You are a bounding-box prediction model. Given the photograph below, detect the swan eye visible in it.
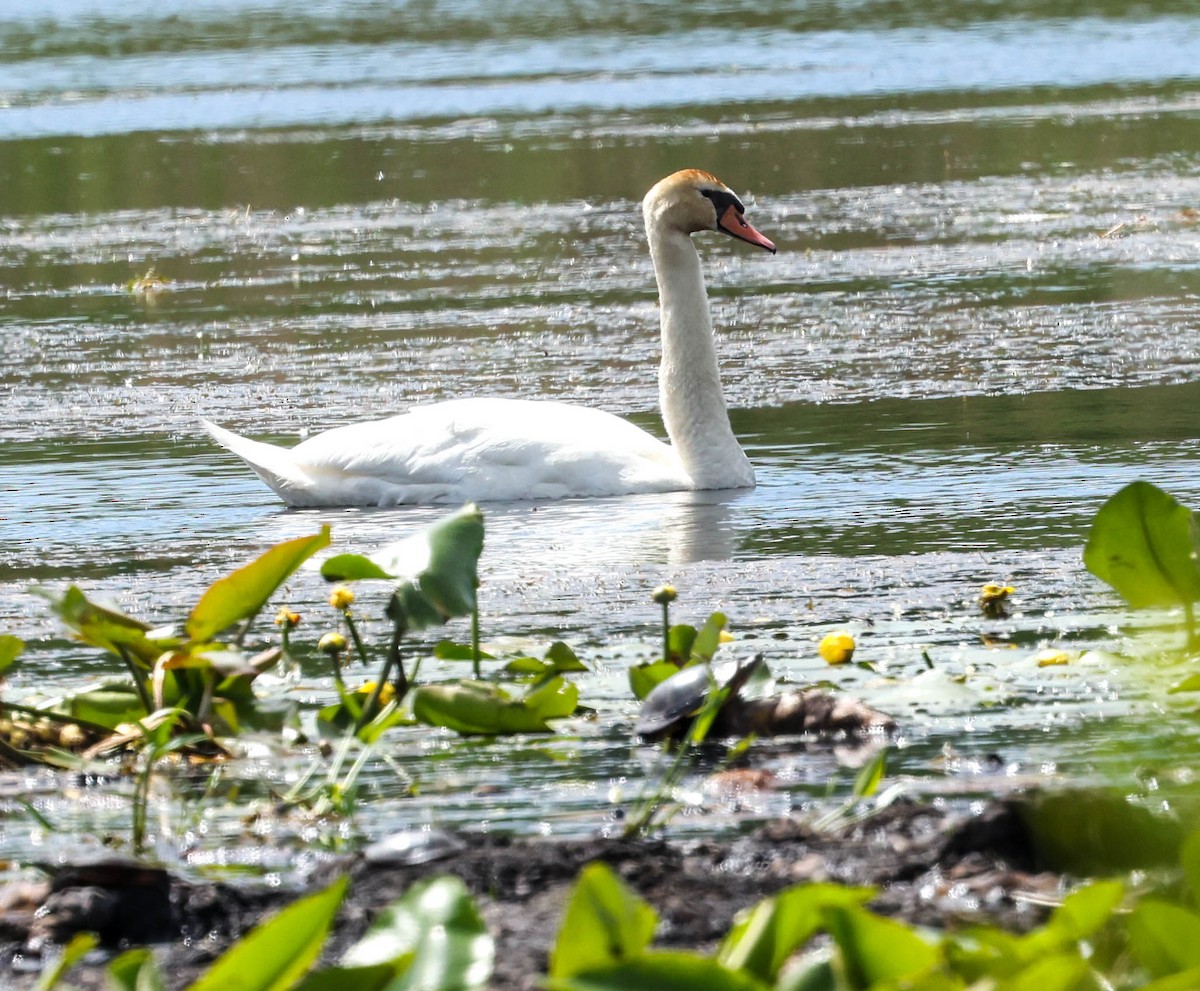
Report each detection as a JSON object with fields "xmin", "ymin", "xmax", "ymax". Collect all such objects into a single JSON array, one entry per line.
[{"xmin": 699, "ymin": 187, "xmax": 745, "ymax": 218}]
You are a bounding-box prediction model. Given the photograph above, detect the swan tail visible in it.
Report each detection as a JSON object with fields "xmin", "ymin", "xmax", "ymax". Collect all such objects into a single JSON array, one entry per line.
[{"xmin": 201, "ymin": 419, "xmax": 310, "ymax": 503}]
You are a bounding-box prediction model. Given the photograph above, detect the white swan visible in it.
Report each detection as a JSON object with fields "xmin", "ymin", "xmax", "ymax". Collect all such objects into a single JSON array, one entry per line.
[{"xmin": 202, "ymin": 169, "xmax": 776, "ymax": 507}]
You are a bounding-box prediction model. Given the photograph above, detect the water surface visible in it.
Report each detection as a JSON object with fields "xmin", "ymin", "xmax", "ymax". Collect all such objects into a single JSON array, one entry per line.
[{"xmin": 2, "ymin": 0, "xmax": 1199, "ymax": 874}]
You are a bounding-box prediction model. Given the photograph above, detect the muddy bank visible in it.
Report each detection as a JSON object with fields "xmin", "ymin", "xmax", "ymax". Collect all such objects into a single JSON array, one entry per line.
[{"xmin": 0, "ymin": 796, "xmax": 1093, "ymax": 990}]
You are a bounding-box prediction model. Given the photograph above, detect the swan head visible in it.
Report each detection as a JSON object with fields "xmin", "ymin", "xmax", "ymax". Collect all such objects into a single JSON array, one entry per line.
[{"xmin": 643, "ymin": 169, "xmax": 776, "ymax": 253}]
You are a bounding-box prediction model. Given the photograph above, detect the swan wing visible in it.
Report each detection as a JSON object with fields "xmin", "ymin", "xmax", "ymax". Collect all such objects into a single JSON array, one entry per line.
[{"xmin": 204, "ymin": 399, "xmax": 689, "ymax": 506}]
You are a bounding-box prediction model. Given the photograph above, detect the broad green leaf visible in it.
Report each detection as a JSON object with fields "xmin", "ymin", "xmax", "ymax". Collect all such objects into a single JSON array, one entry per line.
[
  {"xmin": 666, "ymin": 624, "xmax": 697, "ymax": 665},
  {"xmin": 66, "ymin": 685, "xmax": 150, "ymax": 728},
  {"xmin": 1037, "ymin": 879, "xmax": 1123, "ymax": 946},
  {"xmin": 689, "ymin": 612, "xmax": 728, "ymax": 663},
  {"xmin": 524, "ymin": 675, "xmax": 579, "ymax": 720},
  {"xmin": 774, "ymin": 948, "xmax": 838, "ymax": 991},
  {"xmin": 718, "ymin": 883, "xmax": 876, "ymax": 982},
  {"xmin": 628, "ymin": 661, "xmax": 679, "ymax": 701},
  {"xmin": 187, "ymin": 526, "xmax": 330, "ymax": 642},
  {"xmin": 434, "ymin": 640, "xmax": 496, "ymax": 662},
  {"xmin": 41, "ymin": 585, "xmax": 162, "ymax": 665},
  {"xmin": 1168, "ymin": 673, "xmax": 1200, "ymax": 693},
  {"xmin": 33, "ymin": 931, "xmax": 99, "ymax": 991},
  {"xmin": 822, "ymin": 904, "xmax": 938, "ymax": 987},
  {"xmin": 342, "ymin": 875, "xmax": 493, "ymax": 990},
  {"xmin": 390, "ymin": 583, "xmax": 450, "ymax": 632},
  {"xmin": 187, "ymin": 875, "xmax": 348, "ymax": 991},
  {"xmin": 998, "ymin": 953, "xmax": 1090, "ymax": 991},
  {"xmin": 293, "ymin": 963, "xmax": 401, "ymax": 991},
  {"xmin": 107, "ymin": 947, "xmax": 168, "ymax": 991},
  {"xmin": 411, "ymin": 681, "xmax": 553, "ymax": 734},
  {"xmin": 544, "ymin": 641, "xmax": 587, "ymax": 672},
  {"xmin": 0, "ymin": 634, "xmax": 23, "ymax": 674},
  {"xmin": 1140, "ymin": 965, "xmax": 1200, "ymax": 991},
  {"xmin": 549, "ymin": 862, "xmax": 658, "ymax": 980},
  {"xmin": 1128, "ymin": 900, "xmax": 1200, "ymax": 977},
  {"xmin": 320, "ymin": 553, "xmax": 394, "ymax": 581},
  {"xmin": 1181, "ymin": 831, "xmax": 1200, "ymax": 905},
  {"xmin": 505, "ymin": 656, "xmax": 551, "ymax": 676},
  {"xmin": 546, "ymin": 951, "xmax": 771, "ymax": 991},
  {"xmin": 1083, "ymin": 481, "xmax": 1200, "ymax": 609},
  {"xmin": 355, "ymin": 505, "xmax": 485, "ymax": 621}
]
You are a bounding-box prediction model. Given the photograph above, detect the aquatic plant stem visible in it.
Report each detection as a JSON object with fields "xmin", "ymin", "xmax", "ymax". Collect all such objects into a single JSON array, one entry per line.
[
  {"xmin": 471, "ymin": 609, "xmax": 481, "ymax": 680},
  {"xmin": 356, "ymin": 605, "xmax": 408, "ymax": 733},
  {"xmin": 342, "ymin": 610, "xmax": 369, "ymax": 667},
  {"xmin": 117, "ymin": 645, "xmax": 154, "ymax": 716}
]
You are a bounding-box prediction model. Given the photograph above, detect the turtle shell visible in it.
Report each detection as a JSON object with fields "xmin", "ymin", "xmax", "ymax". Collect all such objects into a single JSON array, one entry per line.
[{"xmin": 635, "ymin": 654, "xmax": 763, "ymax": 739}]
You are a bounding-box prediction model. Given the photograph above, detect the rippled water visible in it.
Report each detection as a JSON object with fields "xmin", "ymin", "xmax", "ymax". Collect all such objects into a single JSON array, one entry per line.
[{"xmin": 2, "ymin": 0, "xmax": 1199, "ymax": 874}]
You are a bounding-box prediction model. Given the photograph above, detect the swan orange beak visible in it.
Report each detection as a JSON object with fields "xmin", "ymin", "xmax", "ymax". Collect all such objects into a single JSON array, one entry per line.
[{"xmin": 717, "ymin": 204, "xmax": 777, "ymax": 254}]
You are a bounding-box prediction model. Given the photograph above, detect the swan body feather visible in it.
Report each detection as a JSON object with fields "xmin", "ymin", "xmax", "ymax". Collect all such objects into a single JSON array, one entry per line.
[{"xmin": 204, "ymin": 169, "xmax": 775, "ymax": 507}]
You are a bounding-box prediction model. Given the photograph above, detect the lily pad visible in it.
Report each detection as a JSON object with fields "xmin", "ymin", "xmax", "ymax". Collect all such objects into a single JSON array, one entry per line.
[{"xmin": 1084, "ymin": 481, "xmax": 1200, "ymax": 611}]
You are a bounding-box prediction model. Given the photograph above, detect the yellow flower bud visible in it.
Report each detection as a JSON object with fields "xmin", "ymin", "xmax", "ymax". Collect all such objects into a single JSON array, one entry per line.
[
  {"xmin": 651, "ymin": 584, "xmax": 677, "ymax": 605},
  {"xmin": 274, "ymin": 607, "xmax": 301, "ymax": 628},
  {"xmin": 318, "ymin": 632, "xmax": 347, "ymax": 655},
  {"xmin": 980, "ymin": 582, "xmax": 1015, "ymax": 618},
  {"xmin": 818, "ymin": 630, "xmax": 856, "ymax": 665},
  {"xmin": 328, "ymin": 586, "xmax": 355, "ymax": 610}
]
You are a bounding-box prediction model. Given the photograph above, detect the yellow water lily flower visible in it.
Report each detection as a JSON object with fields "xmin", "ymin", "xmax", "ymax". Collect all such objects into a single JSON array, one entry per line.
[
  {"xmin": 328, "ymin": 586, "xmax": 355, "ymax": 610},
  {"xmin": 980, "ymin": 582, "xmax": 1015, "ymax": 618},
  {"xmin": 819, "ymin": 630, "xmax": 856, "ymax": 665},
  {"xmin": 356, "ymin": 681, "xmax": 396, "ymax": 705}
]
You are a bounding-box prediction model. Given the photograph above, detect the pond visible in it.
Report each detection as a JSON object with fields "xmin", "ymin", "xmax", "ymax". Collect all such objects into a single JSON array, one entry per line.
[{"xmin": 2, "ymin": 0, "xmax": 1199, "ymax": 880}]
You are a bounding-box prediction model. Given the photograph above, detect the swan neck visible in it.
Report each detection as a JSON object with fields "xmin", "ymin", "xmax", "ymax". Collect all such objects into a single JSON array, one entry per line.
[{"xmin": 647, "ymin": 225, "xmax": 754, "ymax": 489}]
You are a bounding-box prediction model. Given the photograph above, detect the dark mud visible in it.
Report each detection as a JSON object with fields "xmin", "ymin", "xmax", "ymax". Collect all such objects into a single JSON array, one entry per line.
[{"xmin": 0, "ymin": 797, "xmax": 1076, "ymax": 990}]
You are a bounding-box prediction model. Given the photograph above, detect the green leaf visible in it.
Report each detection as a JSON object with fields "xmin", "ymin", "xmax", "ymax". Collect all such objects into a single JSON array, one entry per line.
[
  {"xmin": 66, "ymin": 685, "xmax": 152, "ymax": 729},
  {"xmin": 33, "ymin": 931, "xmax": 99, "ymax": 991},
  {"xmin": 0, "ymin": 634, "xmax": 23, "ymax": 674},
  {"xmin": 549, "ymin": 862, "xmax": 658, "ymax": 980},
  {"xmin": 546, "ymin": 951, "xmax": 772, "ymax": 991},
  {"xmin": 851, "ymin": 748, "xmax": 887, "ymax": 799},
  {"xmin": 997, "ymin": 953, "xmax": 1091, "ymax": 991},
  {"xmin": 1128, "ymin": 900, "xmax": 1200, "ymax": 977},
  {"xmin": 292, "ymin": 963, "xmax": 400, "ymax": 991},
  {"xmin": 186, "ymin": 875, "xmax": 348, "ymax": 991},
  {"xmin": 1140, "ymin": 966, "xmax": 1200, "ymax": 991},
  {"xmin": 1168, "ymin": 673, "xmax": 1200, "ymax": 693},
  {"xmin": 666, "ymin": 624, "xmax": 697, "ymax": 665},
  {"xmin": 1084, "ymin": 481, "xmax": 1200, "ymax": 609},
  {"xmin": 40, "ymin": 585, "xmax": 162, "ymax": 666},
  {"xmin": 107, "ymin": 947, "xmax": 169, "ymax": 991},
  {"xmin": 434, "ymin": 640, "xmax": 496, "ymax": 662},
  {"xmin": 628, "ymin": 661, "xmax": 679, "ymax": 701},
  {"xmin": 343, "ymin": 505, "xmax": 485, "ymax": 626},
  {"xmin": 1181, "ymin": 831, "xmax": 1200, "ymax": 905},
  {"xmin": 187, "ymin": 526, "xmax": 330, "ymax": 642},
  {"xmin": 342, "ymin": 875, "xmax": 493, "ymax": 990},
  {"xmin": 411, "ymin": 681, "xmax": 554, "ymax": 735},
  {"xmin": 689, "ymin": 612, "xmax": 728, "ymax": 663},
  {"xmin": 1038, "ymin": 879, "xmax": 1124, "ymax": 945},
  {"xmin": 544, "ymin": 641, "xmax": 587, "ymax": 672},
  {"xmin": 822, "ymin": 904, "xmax": 938, "ymax": 987},
  {"xmin": 524, "ymin": 676, "xmax": 579, "ymax": 720},
  {"xmin": 718, "ymin": 883, "xmax": 876, "ymax": 982},
  {"xmin": 320, "ymin": 553, "xmax": 395, "ymax": 581}
]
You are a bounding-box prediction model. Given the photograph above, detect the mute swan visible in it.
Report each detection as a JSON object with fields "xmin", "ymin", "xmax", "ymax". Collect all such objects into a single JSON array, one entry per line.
[{"xmin": 202, "ymin": 169, "xmax": 776, "ymax": 507}]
